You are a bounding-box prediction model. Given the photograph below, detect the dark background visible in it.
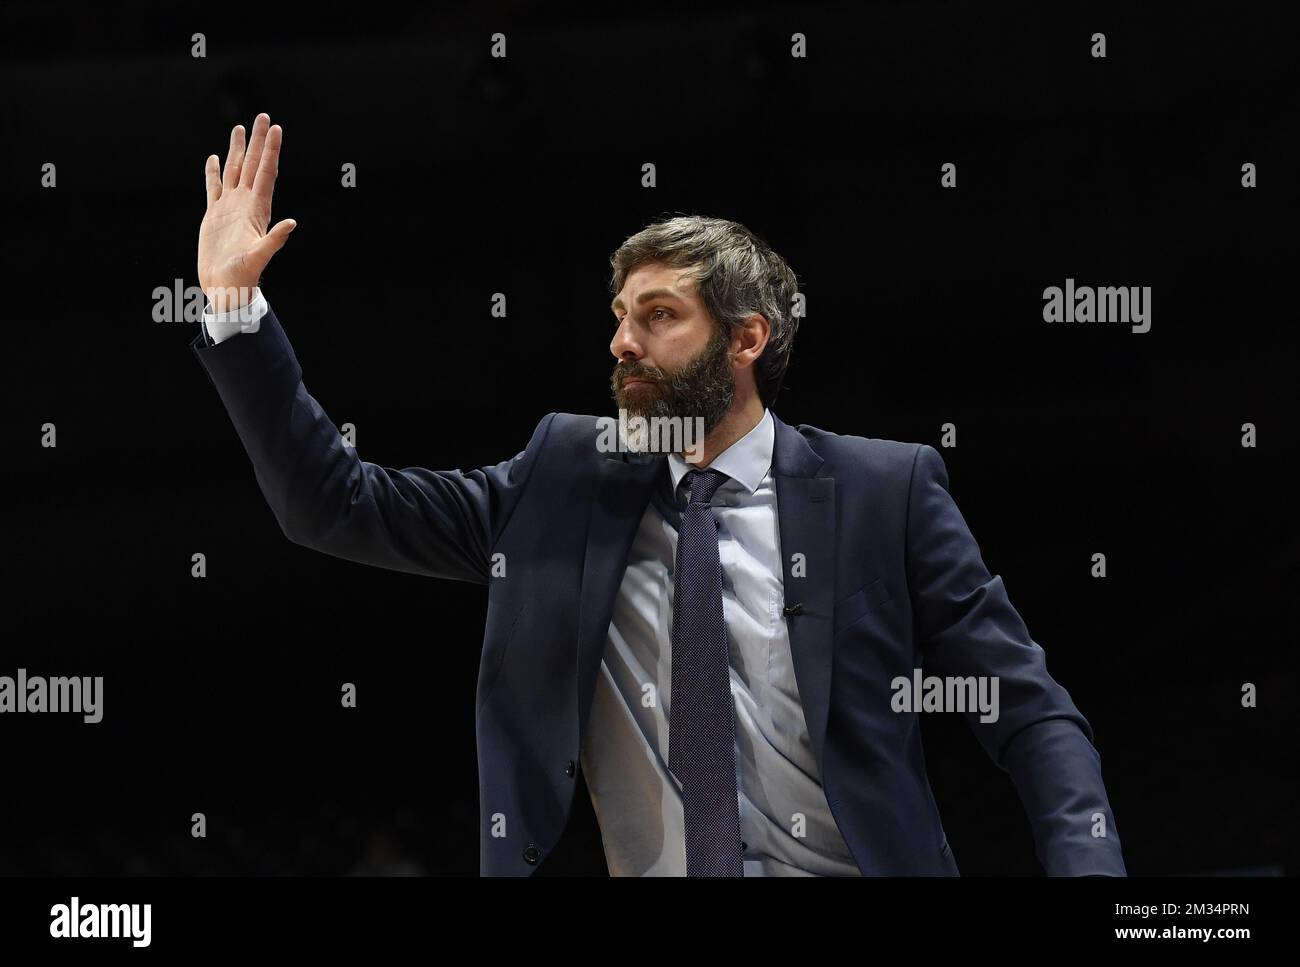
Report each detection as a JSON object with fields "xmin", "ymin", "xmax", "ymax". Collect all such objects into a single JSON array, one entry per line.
[{"xmin": 1, "ymin": 1, "xmax": 1295, "ymax": 876}]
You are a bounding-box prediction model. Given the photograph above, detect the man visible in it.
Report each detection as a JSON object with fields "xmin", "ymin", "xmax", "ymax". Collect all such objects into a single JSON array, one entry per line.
[{"xmin": 192, "ymin": 113, "xmax": 1126, "ymax": 876}]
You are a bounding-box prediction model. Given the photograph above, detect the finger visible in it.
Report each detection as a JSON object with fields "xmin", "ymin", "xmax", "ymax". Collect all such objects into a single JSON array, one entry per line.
[
  {"xmin": 222, "ymin": 124, "xmax": 245, "ymax": 191},
  {"xmin": 240, "ymin": 113, "xmax": 271, "ymax": 190},
  {"xmin": 253, "ymin": 124, "xmax": 282, "ymax": 208},
  {"xmin": 204, "ymin": 154, "xmax": 222, "ymax": 207}
]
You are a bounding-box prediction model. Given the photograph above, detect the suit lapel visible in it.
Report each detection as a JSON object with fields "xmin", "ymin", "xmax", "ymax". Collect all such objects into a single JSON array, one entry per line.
[
  {"xmin": 770, "ymin": 412, "xmax": 836, "ymax": 775},
  {"xmin": 575, "ymin": 449, "xmax": 662, "ymax": 736}
]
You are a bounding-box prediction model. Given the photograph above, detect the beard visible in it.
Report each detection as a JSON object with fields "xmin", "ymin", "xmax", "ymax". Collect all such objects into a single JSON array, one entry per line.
[{"xmin": 609, "ymin": 325, "xmax": 735, "ymax": 456}]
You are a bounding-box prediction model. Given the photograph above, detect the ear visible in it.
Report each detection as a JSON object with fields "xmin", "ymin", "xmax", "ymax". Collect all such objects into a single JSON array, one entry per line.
[{"xmin": 731, "ymin": 312, "xmax": 770, "ymax": 367}]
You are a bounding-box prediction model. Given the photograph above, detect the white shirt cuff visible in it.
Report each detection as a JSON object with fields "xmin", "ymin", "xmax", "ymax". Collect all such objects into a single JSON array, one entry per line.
[{"xmin": 203, "ymin": 287, "xmax": 268, "ymax": 344}]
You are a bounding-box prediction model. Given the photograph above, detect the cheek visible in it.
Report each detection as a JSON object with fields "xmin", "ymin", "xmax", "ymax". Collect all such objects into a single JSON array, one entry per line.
[{"xmin": 658, "ymin": 330, "xmax": 706, "ymax": 367}]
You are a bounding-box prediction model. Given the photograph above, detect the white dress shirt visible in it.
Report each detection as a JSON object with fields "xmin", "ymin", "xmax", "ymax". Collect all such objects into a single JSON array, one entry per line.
[{"xmin": 580, "ymin": 408, "xmax": 860, "ymax": 875}]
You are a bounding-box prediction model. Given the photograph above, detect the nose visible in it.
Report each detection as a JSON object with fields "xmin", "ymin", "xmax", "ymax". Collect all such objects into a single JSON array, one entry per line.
[{"xmin": 610, "ymin": 314, "xmax": 642, "ymax": 361}]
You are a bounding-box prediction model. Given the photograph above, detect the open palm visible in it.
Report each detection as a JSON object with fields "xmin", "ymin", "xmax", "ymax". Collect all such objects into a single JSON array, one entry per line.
[{"xmin": 198, "ymin": 113, "xmax": 295, "ymax": 311}]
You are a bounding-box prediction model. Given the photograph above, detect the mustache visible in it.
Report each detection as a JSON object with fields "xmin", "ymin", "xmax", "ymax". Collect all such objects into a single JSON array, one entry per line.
[{"xmin": 613, "ymin": 364, "xmax": 665, "ymax": 386}]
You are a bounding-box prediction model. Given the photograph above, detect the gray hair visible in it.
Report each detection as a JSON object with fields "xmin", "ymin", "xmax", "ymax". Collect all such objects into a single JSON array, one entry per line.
[{"xmin": 609, "ymin": 214, "xmax": 800, "ymax": 408}]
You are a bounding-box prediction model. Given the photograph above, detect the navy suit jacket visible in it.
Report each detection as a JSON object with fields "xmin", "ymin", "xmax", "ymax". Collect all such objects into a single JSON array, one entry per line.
[{"xmin": 191, "ymin": 305, "xmax": 1126, "ymax": 877}]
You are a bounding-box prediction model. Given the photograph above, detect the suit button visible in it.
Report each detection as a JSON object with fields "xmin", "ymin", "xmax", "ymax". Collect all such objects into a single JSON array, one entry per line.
[
  {"xmin": 522, "ymin": 844, "xmax": 542, "ymax": 865},
  {"xmin": 564, "ymin": 760, "xmax": 575, "ymax": 777}
]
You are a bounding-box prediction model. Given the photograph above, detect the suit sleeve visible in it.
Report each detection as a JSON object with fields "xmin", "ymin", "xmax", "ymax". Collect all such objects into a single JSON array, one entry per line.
[
  {"xmin": 190, "ymin": 302, "xmax": 555, "ymax": 585},
  {"xmin": 904, "ymin": 443, "xmax": 1126, "ymax": 875}
]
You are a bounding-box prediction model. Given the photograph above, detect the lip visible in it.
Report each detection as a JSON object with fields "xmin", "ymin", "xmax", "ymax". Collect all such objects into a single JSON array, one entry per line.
[{"xmin": 622, "ymin": 378, "xmax": 655, "ymax": 387}]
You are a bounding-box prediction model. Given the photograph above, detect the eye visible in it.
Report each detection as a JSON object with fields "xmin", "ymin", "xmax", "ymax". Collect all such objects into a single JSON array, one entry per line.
[{"xmin": 651, "ymin": 307, "xmax": 672, "ymax": 320}]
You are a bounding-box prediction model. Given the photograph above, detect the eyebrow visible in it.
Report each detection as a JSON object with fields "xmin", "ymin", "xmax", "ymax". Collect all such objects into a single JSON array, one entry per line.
[{"xmin": 610, "ymin": 288, "xmax": 684, "ymax": 312}]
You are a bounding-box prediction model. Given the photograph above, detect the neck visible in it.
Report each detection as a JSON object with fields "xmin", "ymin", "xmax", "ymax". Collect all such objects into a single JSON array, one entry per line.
[{"xmin": 686, "ymin": 392, "xmax": 765, "ymax": 467}]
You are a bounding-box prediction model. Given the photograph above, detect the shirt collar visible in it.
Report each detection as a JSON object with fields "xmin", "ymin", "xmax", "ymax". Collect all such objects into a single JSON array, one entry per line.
[{"xmin": 667, "ymin": 408, "xmax": 774, "ymax": 497}]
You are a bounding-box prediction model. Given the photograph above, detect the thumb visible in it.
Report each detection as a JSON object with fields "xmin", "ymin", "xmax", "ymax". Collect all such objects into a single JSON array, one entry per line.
[{"xmin": 251, "ymin": 218, "xmax": 297, "ymax": 264}]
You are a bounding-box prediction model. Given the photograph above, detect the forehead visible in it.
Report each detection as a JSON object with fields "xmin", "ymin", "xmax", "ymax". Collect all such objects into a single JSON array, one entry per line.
[{"xmin": 612, "ymin": 262, "xmax": 699, "ymax": 309}]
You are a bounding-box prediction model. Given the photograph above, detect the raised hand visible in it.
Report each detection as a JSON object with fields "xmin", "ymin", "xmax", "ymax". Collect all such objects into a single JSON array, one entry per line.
[{"xmin": 198, "ymin": 113, "xmax": 296, "ymax": 312}]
